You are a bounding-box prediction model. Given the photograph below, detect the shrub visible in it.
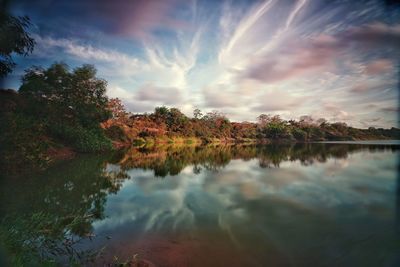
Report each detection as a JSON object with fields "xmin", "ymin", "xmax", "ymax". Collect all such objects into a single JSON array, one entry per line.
[
  {"xmin": 0, "ymin": 112, "xmax": 49, "ymax": 172},
  {"xmin": 49, "ymin": 123, "xmax": 112, "ymax": 152},
  {"xmin": 261, "ymin": 123, "xmax": 290, "ymax": 139},
  {"xmin": 291, "ymin": 128, "xmax": 307, "ymax": 141},
  {"xmin": 105, "ymin": 125, "xmax": 127, "ymax": 142}
]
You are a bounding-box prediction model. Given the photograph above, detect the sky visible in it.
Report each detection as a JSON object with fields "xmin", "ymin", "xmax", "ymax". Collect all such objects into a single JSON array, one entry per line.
[{"xmin": 5, "ymin": 0, "xmax": 400, "ymax": 128}]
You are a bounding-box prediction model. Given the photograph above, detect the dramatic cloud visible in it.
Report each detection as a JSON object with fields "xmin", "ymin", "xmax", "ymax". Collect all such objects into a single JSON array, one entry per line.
[
  {"xmin": 244, "ymin": 23, "xmax": 400, "ymax": 84},
  {"xmin": 244, "ymin": 38, "xmax": 337, "ymax": 83},
  {"xmin": 89, "ymin": 0, "xmax": 186, "ymax": 38},
  {"xmin": 11, "ymin": 0, "xmax": 186, "ymax": 39},
  {"xmin": 6, "ymin": 0, "xmax": 400, "ymax": 128}
]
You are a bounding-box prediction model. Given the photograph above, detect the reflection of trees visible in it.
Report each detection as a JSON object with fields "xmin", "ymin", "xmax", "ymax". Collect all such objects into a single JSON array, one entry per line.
[
  {"xmin": 118, "ymin": 145, "xmax": 261, "ymax": 177},
  {"xmin": 0, "ymin": 143, "xmax": 397, "ymax": 264},
  {"xmin": 117, "ymin": 143, "xmax": 400, "ymax": 175},
  {"xmin": 119, "ymin": 145, "xmax": 238, "ymax": 177},
  {"xmin": 257, "ymin": 143, "xmax": 400, "ymax": 168},
  {"xmin": 0, "ymin": 153, "xmax": 127, "ymax": 265}
]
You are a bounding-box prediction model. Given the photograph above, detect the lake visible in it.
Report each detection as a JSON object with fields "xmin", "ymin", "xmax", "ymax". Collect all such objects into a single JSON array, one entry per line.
[{"xmin": 1, "ymin": 142, "xmax": 399, "ymax": 266}]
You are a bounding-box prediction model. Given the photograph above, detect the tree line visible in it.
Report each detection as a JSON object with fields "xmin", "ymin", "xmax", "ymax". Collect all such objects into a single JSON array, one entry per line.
[{"xmin": 105, "ymin": 103, "xmax": 400, "ymax": 144}]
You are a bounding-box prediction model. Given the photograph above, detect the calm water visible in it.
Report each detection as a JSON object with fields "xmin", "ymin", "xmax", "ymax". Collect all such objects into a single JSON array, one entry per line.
[{"xmin": 1, "ymin": 142, "xmax": 399, "ymax": 266}]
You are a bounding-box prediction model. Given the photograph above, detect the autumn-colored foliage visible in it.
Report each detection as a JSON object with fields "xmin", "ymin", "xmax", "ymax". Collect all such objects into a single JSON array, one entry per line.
[{"xmin": 103, "ymin": 106, "xmax": 400, "ymax": 145}]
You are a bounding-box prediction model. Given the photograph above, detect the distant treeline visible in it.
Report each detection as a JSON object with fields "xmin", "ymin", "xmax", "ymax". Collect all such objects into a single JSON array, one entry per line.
[
  {"xmin": 1, "ymin": 63, "xmax": 399, "ymax": 173},
  {"xmin": 105, "ymin": 103, "xmax": 400, "ymax": 146}
]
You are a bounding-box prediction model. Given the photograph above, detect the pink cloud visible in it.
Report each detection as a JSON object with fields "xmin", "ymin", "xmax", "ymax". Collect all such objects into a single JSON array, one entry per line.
[
  {"xmin": 81, "ymin": 0, "xmax": 188, "ymax": 39},
  {"xmin": 363, "ymin": 59, "xmax": 394, "ymax": 75},
  {"xmin": 341, "ymin": 22, "xmax": 400, "ymax": 50},
  {"xmin": 245, "ymin": 42, "xmax": 338, "ymax": 83},
  {"xmin": 350, "ymin": 81, "xmax": 396, "ymax": 93},
  {"xmin": 110, "ymin": 0, "xmax": 187, "ymax": 38},
  {"xmin": 350, "ymin": 83, "xmax": 369, "ymax": 93},
  {"xmin": 244, "ymin": 23, "xmax": 400, "ymax": 84}
]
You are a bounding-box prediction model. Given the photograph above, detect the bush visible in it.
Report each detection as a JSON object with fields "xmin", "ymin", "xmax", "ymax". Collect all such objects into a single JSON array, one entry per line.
[
  {"xmin": 49, "ymin": 123, "xmax": 112, "ymax": 152},
  {"xmin": 0, "ymin": 112, "xmax": 49, "ymax": 172},
  {"xmin": 309, "ymin": 127, "xmax": 325, "ymax": 140},
  {"xmin": 261, "ymin": 123, "xmax": 290, "ymax": 139},
  {"xmin": 104, "ymin": 125, "xmax": 127, "ymax": 142},
  {"xmin": 291, "ymin": 128, "xmax": 307, "ymax": 141}
]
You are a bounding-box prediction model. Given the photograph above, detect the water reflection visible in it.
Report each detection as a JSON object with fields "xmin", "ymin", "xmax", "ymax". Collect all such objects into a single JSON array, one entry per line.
[
  {"xmin": 0, "ymin": 153, "xmax": 125, "ymax": 265},
  {"xmin": 117, "ymin": 143, "xmax": 399, "ymax": 175},
  {"xmin": 98, "ymin": 143, "xmax": 399, "ymax": 266},
  {"xmin": 0, "ymin": 143, "xmax": 399, "ymax": 266}
]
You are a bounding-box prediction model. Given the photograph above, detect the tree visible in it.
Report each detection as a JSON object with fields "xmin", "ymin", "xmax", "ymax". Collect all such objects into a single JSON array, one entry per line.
[
  {"xmin": 299, "ymin": 115, "xmax": 314, "ymax": 125},
  {"xmin": 154, "ymin": 106, "xmax": 169, "ymax": 118},
  {"xmin": 261, "ymin": 123, "xmax": 289, "ymax": 139},
  {"xmin": 0, "ymin": 12, "xmax": 35, "ymax": 77},
  {"xmin": 17, "ymin": 63, "xmax": 112, "ymax": 152},
  {"xmin": 291, "ymin": 127, "xmax": 307, "ymax": 141},
  {"xmin": 257, "ymin": 114, "xmax": 283, "ymax": 126},
  {"xmin": 316, "ymin": 118, "xmax": 327, "ymax": 126},
  {"xmin": 69, "ymin": 64, "xmax": 110, "ymax": 125},
  {"xmin": 107, "ymin": 98, "xmax": 128, "ymax": 123},
  {"xmin": 257, "ymin": 114, "xmax": 289, "ymax": 139},
  {"xmin": 257, "ymin": 114, "xmax": 271, "ymax": 126},
  {"xmin": 20, "ymin": 63, "xmax": 110, "ymax": 126},
  {"xmin": 193, "ymin": 108, "xmax": 203, "ymax": 119},
  {"xmin": 167, "ymin": 108, "xmax": 188, "ymax": 127},
  {"xmin": 203, "ymin": 110, "xmax": 226, "ymax": 121}
]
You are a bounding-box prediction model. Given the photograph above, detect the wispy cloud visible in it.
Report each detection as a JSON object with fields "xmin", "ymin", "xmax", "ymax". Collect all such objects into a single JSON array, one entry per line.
[{"xmin": 9, "ymin": 0, "xmax": 400, "ymax": 128}]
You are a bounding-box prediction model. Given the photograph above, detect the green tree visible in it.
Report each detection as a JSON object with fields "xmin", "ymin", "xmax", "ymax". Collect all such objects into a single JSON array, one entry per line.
[
  {"xmin": 20, "ymin": 63, "xmax": 111, "ymax": 126},
  {"xmin": 262, "ymin": 122, "xmax": 289, "ymax": 139},
  {"xmin": 154, "ymin": 106, "xmax": 169, "ymax": 118},
  {"xmin": 193, "ymin": 108, "xmax": 203, "ymax": 119},
  {"xmin": 16, "ymin": 63, "xmax": 112, "ymax": 153},
  {"xmin": 0, "ymin": 11, "xmax": 35, "ymax": 77},
  {"xmin": 291, "ymin": 127, "xmax": 307, "ymax": 141},
  {"xmin": 256, "ymin": 114, "xmax": 290, "ymax": 139}
]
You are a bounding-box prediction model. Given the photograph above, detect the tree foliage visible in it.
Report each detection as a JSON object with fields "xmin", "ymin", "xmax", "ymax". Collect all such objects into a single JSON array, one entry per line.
[
  {"xmin": 20, "ymin": 63, "xmax": 110, "ymax": 126},
  {"xmin": 111, "ymin": 108, "xmax": 400, "ymax": 144},
  {"xmin": 0, "ymin": 63, "xmax": 113, "ymax": 172},
  {"xmin": 0, "ymin": 12, "xmax": 35, "ymax": 77},
  {"xmin": 107, "ymin": 98, "xmax": 129, "ymax": 123}
]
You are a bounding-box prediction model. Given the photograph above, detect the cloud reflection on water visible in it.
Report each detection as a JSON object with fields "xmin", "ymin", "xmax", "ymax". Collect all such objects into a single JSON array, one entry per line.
[{"xmin": 89, "ymin": 143, "xmax": 399, "ymax": 266}]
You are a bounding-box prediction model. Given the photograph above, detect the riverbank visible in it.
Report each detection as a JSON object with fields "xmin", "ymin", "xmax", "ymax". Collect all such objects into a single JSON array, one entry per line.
[
  {"xmin": 112, "ymin": 135, "xmax": 397, "ymax": 149},
  {"xmin": 2, "ymin": 86, "xmax": 399, "ymax": 175}
]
